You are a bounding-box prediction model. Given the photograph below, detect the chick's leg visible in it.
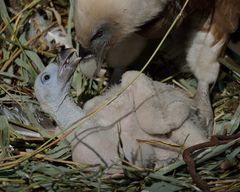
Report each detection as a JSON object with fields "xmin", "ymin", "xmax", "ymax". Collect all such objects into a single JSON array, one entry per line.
[{"xmin": 186, "ymin": 28, "xmax": 225, "ymax": 137}]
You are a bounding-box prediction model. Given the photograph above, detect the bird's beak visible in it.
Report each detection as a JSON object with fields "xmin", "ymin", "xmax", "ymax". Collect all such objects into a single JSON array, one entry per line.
[
  {"xmin": 94, "ymin": 43, "xmax": 108, "ymax": 76},
  {"xmin": 57, "ymin": 48, "xmax": 81, "ymax": 83},
  {"xmin": 79, "ymin": 43, "xmax": 108, "ymax": 78}
]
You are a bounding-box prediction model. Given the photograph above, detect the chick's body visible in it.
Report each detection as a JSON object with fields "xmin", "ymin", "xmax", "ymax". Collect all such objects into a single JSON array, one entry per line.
[{"xmin": 35, "ymin": 51, "xmax": 208, "ymax": 168}]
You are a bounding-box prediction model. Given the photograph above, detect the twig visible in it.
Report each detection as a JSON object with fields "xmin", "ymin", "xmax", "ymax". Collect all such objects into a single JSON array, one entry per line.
[{"xmin": 183, "ymin": 133, "xmax": 240, "ymax": 192}]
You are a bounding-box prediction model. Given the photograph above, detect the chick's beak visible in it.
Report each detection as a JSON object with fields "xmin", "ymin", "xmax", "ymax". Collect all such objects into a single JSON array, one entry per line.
[
  {"xmin": 57, "ymin": 48, "xmax": 81, "ymax": 83},
  {"xmin": 57, "ymin": 48, "xmax": 76, "ymax": 66}
]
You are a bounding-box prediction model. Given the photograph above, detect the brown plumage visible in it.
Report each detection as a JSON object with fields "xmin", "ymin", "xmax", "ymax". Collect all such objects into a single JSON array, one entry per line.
[
  {"xmin": 74, "ymin": 0, "xmax": 240, "ymax": 135},
  {"xmin": 211, "ymin": 0, "xmax": 240, "ymax": 43},
  {"xmin": 137, "ymin": 0, "xmax": 214, "ymax": 39}
]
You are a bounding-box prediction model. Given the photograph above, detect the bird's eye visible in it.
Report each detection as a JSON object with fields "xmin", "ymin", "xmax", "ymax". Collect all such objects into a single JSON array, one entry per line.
[
  {"xmin": 91, "ymin": 29, "xmax": 103, "ymax": 42},
  {"xmin": 44, "ymin": 74, "xmax": 50, "ymax": 81},
  {"xmin": 41, "ymin": 73, "xmax": 51, "ymax": 84}
]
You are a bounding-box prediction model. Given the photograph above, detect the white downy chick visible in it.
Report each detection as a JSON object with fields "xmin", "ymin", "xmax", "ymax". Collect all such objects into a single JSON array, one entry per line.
[{"xmin": 35, "ymin": 49, "xmax": 208, "ymax": 169}]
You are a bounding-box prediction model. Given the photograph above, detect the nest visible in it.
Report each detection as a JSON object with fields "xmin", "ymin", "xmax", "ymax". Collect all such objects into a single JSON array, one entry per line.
[{"xmin": 0, "ymin": 0, "xmax": 240, "ymax": 191}]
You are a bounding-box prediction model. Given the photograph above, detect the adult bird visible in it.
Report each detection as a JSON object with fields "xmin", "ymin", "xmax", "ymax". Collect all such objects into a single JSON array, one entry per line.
[{"xmin": 74, "ymin": 0, "xmax": 240, "ymax": 136}]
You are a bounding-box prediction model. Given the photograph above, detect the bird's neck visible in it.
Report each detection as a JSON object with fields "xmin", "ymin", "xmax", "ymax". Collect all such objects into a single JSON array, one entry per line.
[{"xmin": 53, "ymin": 95, "xmax": 85, "ymax": 129}]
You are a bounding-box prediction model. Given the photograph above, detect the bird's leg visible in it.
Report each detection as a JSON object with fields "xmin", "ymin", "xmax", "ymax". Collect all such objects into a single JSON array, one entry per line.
[
  {"xmin": 194, "ymin": 81, "xmax": 213, "ymax": 137},
  {"xmin": 186, "ymin": 27, "xmax": 225, "ymax": 137}
]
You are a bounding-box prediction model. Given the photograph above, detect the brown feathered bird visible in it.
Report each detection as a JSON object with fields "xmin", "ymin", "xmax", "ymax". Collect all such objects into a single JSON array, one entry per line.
[{"xmin": 74, "ymin": 0, "xmax": 240, "ymax": 136}]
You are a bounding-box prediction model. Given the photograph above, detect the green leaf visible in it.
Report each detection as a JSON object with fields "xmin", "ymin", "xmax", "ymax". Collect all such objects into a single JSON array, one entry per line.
[
  {"xmin": 46, "ymin": 141, "xmax": 71, "ymax": 160},
  {"xmin": 145, "ymin": 182, "xmax": 183, "ymax": 192},
  {"xmin": 0, "ymin": 115, "xmax": 10, "ymax": 158},
  {"xmin": 19, "ymin": 33, "xmax": 45, "ymax": 72},
  {"xmin": 0, "ymin": 0, "xmax": 11, "ymax": 27},
  {"xmin": 227, "ymin": 103, "xmax": 240, "ymax": 134}
]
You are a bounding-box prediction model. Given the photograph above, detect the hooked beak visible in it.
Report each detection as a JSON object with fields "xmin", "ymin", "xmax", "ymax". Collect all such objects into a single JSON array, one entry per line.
[
  {"xmin": 94, "ymin": 43, "xmax": 108, "ymax": 76},
  {"xmin": 80, "ymin": 24, "xmax": 112, "ymax": 77},
  {"xmin": 79, "ymin": 44, "xmax": 107, "ymax": 78},
  {"xmin": 57, "ymin": 48, "xmax": 81, "ymax": 83}
]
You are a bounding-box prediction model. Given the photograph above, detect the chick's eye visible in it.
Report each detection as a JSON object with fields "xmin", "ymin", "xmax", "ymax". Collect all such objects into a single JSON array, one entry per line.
[
  {"xmin": 41, "ymin": 73, "xmax": 51, "ymax": 84},
  {"xmin": 44, "ymin": 74, "xmax": 50, "ymax": 81}
]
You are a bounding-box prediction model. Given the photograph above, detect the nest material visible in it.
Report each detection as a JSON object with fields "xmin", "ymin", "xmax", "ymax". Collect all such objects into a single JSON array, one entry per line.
[{"xmin": 0, "ymin": 0, "xmax": 240, "ymax": 191}]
